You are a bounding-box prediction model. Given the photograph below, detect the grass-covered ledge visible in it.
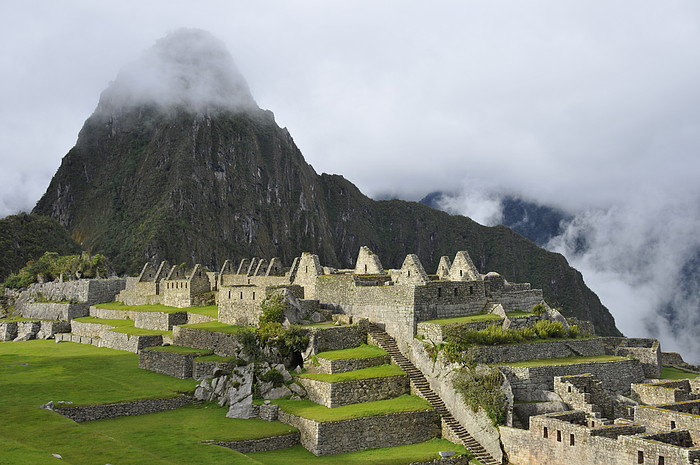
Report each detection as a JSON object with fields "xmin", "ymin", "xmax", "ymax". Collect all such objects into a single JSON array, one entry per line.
[
  {"xmin": 314, "ymin": 344, "xmax": 388, "ymax": 361},
  {"xmin": 271, "ymin": 394, "xmax": 432, "ymax": 422},
  {"xmin": 298, "ymin": 364, "xmax": 404, "ymax": 383}
]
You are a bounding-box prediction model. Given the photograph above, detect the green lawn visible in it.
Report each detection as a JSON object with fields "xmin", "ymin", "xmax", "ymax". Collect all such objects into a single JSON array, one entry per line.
[
  {"xmin": 661, "ymin": 366, "xmax": 700, "ymax": 380},
  {"xmin": 72, "ymin": 316, "xmax": 133, "ymax": 327},
  {"xmin": 93, "ymin": 302, "xmax": 218, "ymax": 317},
  {"xmin": 503, "ymin": 355, "xmax": 629, "ymax": 367},
  {"xmin": 505, "ymin": 311, "xmax": 534, "ymax": 318},
  {"xmin": 248, "ymin": 439, "xmax": 466, "ymax": 465},
  {"xmin": 271, "ymin": 395, "xmax": 432, "ymax": 422},
  {"xmin": 299, "ymin": 364, "xmax": 404, "ymax": 383},
  {"xmin": 179, "ymin": 321, "xmax": 248, "ymax": 334},
  {"xmin": 423, "ymin": 313, "xmax": 502, "ymax": 325},
  {"xmin": 315, "ymin": 344, "xmax": 387, "ymax": 361},
  {"xmin": 0, "ymin": 340, "xmax": 461, "ymax": 465}
]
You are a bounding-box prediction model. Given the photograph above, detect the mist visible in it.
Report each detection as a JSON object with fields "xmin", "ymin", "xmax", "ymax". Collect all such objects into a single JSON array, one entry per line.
[
  {"xmin": 436, "ymin": 186, "xmax": 700, "ymax": 364},
  {"xmin": 97, "ymin": 29, "xmax": 257, "ymax": 115}
]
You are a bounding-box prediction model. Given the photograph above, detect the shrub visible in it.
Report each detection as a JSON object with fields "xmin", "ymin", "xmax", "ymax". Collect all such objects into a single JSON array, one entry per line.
[
  {"xmin": 453, "ymin": 368, "xmax": 508, "ymax": 426},
  {"xmin": 259, "ymin": 294, "xmax": 285, "ymax": 325},
  {"xmin": 533, "ymin": 320, "xmax": 566, "ymax": 339},
  {"xmin": 531, "ymin": 303, "xmax": 547, "ymax": 316},
  {"xmin": 259, "ymin": 369, "xmax": 284, "ymax": 387}
]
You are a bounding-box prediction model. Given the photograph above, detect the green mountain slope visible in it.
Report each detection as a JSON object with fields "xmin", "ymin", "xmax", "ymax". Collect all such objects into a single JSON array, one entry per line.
[{"xmin": 0, "ymin": 213, "xmax": 81, "ymax": 282}]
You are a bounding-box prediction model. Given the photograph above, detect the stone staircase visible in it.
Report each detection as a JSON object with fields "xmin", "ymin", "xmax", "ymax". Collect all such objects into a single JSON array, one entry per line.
[{"xmin": 368, "ymin": 327, "xmax": 501, "ymax": 465}]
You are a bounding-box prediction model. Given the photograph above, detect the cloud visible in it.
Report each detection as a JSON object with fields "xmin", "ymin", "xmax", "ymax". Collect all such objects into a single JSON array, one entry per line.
[{"xmin": 97, "ymin": 28, "xmax": 257, "ymax": 115}]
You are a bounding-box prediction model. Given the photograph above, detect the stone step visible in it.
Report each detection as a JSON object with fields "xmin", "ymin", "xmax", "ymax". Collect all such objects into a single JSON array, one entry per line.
[{"xmin": 369, "ymin": 329, "xmax": 501, "ymax": 465}]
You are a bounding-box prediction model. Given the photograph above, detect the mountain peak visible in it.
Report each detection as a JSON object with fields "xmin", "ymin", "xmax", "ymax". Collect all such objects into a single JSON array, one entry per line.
[{"xmin": 97, "ymin": 29, "xmax": 257, "ymax": 115}]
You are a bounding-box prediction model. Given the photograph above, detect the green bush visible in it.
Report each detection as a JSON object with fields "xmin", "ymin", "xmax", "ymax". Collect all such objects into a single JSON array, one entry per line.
[
  {"xmin": 531, "ymin": 303, "xmax": 547, "ymax": 316},
  {"xmin": 453, "ymin": 368, "xmax": 508, "ymax": 426},
  {"xmin": 2, "ymin": 251, "xmax": 111, "ymax": 289},
  {"xmin": 259, "ymin": 294, "xmax": 286, "ymax": 325},
  {"xmin": 259, "ymin": 369, "xmax": 284, "ymax": 387},
  {"xmin": 532, "ymin": 320, "xmax": 566, "ymax": 338}
]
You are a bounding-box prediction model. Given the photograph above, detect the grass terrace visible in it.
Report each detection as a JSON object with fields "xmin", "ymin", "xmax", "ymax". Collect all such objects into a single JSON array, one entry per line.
[
  {"xmin": 93, "ymin": 302, "xmax": 218, "ymax": 317},
  {"xmin": 423, "ymin": 313, "xmax": 502, "ymax": 325},
  {"xmin": 248, "ymin": 439, "xmax": 467, "ymax": 465},
  {"xmin": 502, "ymin": 355, "xmax": 629, "ymax": 368},
  {"xmin": 661, "ymin": 366, "xmax": 700, "ymax": 380},
  {"xmin": 72, "ymin": 317, "xmax": 171, "ymax": 337},
  {"xmin": 178, "ymin": 321, "xmax": 247, "ymax": 334},
  {"xmin": 505, "ymin": 311, "xmax": 535, "ymax": 318},
  {"xmin": 299, "ymin": 364, "xmax": 405, "ymax": 383},
  {"xmin": 271, "ymin": 394, "xmax": 432, "ymax": 422},
  {"xmin": 315, "ymin": 344, "xmax": 388, "ymax": 361}
]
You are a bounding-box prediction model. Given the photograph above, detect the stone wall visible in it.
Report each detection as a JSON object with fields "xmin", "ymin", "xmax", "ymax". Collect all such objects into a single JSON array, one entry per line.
[
  {"xmin": 309, "ymin": 354, "xmax": 391, "ymax": 374},
  {"xmin": 18, "ymin": 302, "xmax": 89, "ymax": 321},
  {"xmin": 632, "ymin": 380, "xmax": 700, "ymax": 405},
  {"xmin": 297, "ymin": 375, "xmax": 409, "ymax": 407},
  {"xmin": 413, "ymin": 281, "xmax": 488, "ymax": 321},
  {"xmin": 278, "ymin": 409, "xmax": 440, "ymax": 456},
  {"xmin": 97, "ymin": 331, "xmax": 163, "ymax": 353},
  {"xmin": 54, "ymin": 396, "xmax": 192, "ymax": 422},
  {"xmin": 134, "ymin": 311, "xmax": 188, "ymax": 331},
  {"xmin": 139, "ymin": 347, "xmax": 213, "ymax": 378},
  {"xmin": 473, "ymin": 338, "xmax": 607, "ymax": 365},
  {"xmin": 218, "ymin": 285, "xmax": 267, "ymax": 326},
  {"xmin": 71, "ymin": 320, "xmax": 115, "ymax": 338},
  {"xmin": 407, "ymin": 339, "xmax": 504, "ymax": 462},
  {"xmin": 635, "ymin": 402, "xmax": 700, "ymax": 434},
  {"xmin": 207, "ymin": 432, "xmax": 300, "ymax": 453},
  {"xmin": 193, "ymin": 358, "xmax": 241, "ymax": 380},
  {"xmin": 601, "ymin": 337, "xmax": 662, "ymax": 379},
  {"xmin": 1, "ymin": 320, "xmax": 70, "ymax": 341},
  {"xmin": 306, "ymin": 325, "xmax": 366, "ymax": 355},
  {"xmin": 173, "ymin": 326, "xmax": 245, "ymax": 357},
  {"xmin": 501, "ymin": 413, "xmax": 700, "ymax": 465},
  {"xmin": 500, "ymin": 359, "xmax": 644, "ymax": 399}
]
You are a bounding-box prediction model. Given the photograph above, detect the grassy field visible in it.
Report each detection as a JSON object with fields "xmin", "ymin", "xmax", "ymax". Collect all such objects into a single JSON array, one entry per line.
[
  {"xmin": 503, "ymin": 355, "xmax": 629, "ymax": 367},
  {"xmin": 423, "ymin": 313, "xmax": 502, "ymax": 325},
  {"xmin": 179, "ymin": 321, "xmax": 248, "ymax": 334},
  {"xmin": 271, "ymin": 395, "xmax": 432, "ymax": 422},
  {"xmin": 93, "ymin": 302, "xmax": 218, "ymax": 317},
  {"xmin": 0, "ymin": 340, "xmax": 460, "ymax": 464},
  {"xmin": 315, "ymin": 343, "xmax": 387, "ymax": 360},
  {"xmin": 73, "ymin": 316, "xmax": 172, "ymax": 337},
  {"xmin": 661, "ymin": 366, "xmax": 700, "ymax": 380},
  {"xmin": 299, "ymin": 364, "xmax": 405, "ymax": 383}
]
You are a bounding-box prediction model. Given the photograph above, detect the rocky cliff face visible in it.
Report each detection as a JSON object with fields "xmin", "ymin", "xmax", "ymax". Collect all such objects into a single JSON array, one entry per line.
[{"xmin": 32, "ymin": 29, "xmax": 621, "ymax": 336}]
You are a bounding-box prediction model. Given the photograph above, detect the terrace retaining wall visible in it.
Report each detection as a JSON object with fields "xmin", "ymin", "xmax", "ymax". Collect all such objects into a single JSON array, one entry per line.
[
  {"xmin": 207, "ymin": 432, "xmax": 300, "ymax": 453},
  {"xmin": 297, "ymin": 374, "xmax": 409, "ymax": 407},
  {"xmin": 278, "ymin": 409, "xmax": 440, "ymax": 456},
  {"xmin": 54, "ymin": 396, "xmax": 192, "ymax": 422}
]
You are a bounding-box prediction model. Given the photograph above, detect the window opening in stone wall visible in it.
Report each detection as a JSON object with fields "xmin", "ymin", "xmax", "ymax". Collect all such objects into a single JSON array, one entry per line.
[
  {"xmin": 556, "ymin": 430, "xmax": 561, "ymax": 442},
  {"xmin": 658, "ymin": 456, "xmax": 664, "ymax": 465},
  {"xmin": 638, "ymin": 451, "xmax": 644, "ymax": 464},
  {"xmin": 460, "ymin": 269, "xmax": 463, "ymax": 277},
  {"xmin": 408, "ymin": 270, "xmax": 411, "ymax": 277},
  {"xmin": 469, "ymin": 286, "xmax": 473, "ymax": 295},
  {"xmin": 454, "ymin": 288, "xmax": 458, "ymax": 296},
  {"xmin": 240, "ymin": 292, "xmax": 243, "ymax": 299},
  {"xmin": 228, "ymin": 291, "xmax": 231, "ymax": 299},
  {"xmin": 437, "ymin": 288, "xmax": 442, "ymax": 298},
  {"xmin": 543, "ymin": 427, "xmax": 548, "ymax": 438},
  {"xmin": 670, "ymin": 421, "xmax": 676, "ymax": 429},
  {"xmin": 569, "ymin": 433, "xmax": 574, "ymax": 446},
  {"xmin": 253, "ymin": 291, "xmax": 256, "ymax": 299},
  {"xmin": 568, "ymin": 386, "xmax": 572, "ymax": 393},
  {"xmin": 305, "ymin": 266, "xmax": 308, "ymax": 273},
  {"xmin": 364, "ymin": 264, "xmax": 367, "ymax": 273}
]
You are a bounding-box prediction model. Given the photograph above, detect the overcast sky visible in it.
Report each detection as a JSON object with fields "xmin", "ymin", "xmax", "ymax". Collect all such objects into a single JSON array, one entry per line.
[{"xmin": 2, "ymin": 1, "xmax": 700, "ymax": 360}]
